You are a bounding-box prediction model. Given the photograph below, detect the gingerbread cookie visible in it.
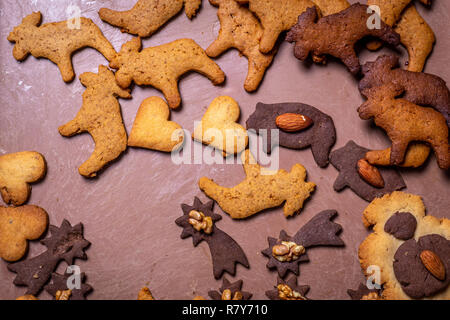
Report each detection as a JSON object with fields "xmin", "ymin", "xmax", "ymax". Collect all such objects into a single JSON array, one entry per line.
[
  {"xmin": 99, "ymin": 0, "xmax": 202, "ymax": 38},
  {"xmin": 266, "ymin": 276, "xmax": 310, "ymax": 300},
  {"xmin": 395, "ymin": 3, "xmax": 435, "ymax": 72},
  {"xmin": 199, "ymin": 150, "xmax": 316, "ymax": 219},
  {"xmin": 359, "ymin": 191, "xmax": 450, "ymax": 299},
  {"xmin": 45, "ymin": 271, "xmax": 92, "ymax": 300},
  {"xmin": 208, "ymin": 278, "xmax": 252, "ymax": 300},
  {"xmin": 8, "ymin": 220, "xmax": 90, "ymax": 295},
  {"xmin": 358, "ymin": 86, "xmax": 449, "ymax": 170},
  {"xmin": 286, "ymin": 4, "xmax": 400, "ymax": 74},
  {"xmin": 246, "ymin": 102, "xmax": 336, "ymax": 168},
  {"xmin": 359, "ymin": 54, "xmax": 450, "ymax": 127},
  {"xmin": 0, "ymin": 151, "xmax": 46, "ymax": 206},
  {"xmin": 193, "ymin": 96, "xmax": 248, "ymax": 157},
  {"xmin": 8, "ymin": 12, "xmax": 116, "ymax": 82},
  {"xmin": 175, "ymin": 197, "xmax": 249, "ymax": 279},
  {"xmin": 59, "ymin": 65, "xmax": 131, "ymax": 178},
  {"xmin": 110, "ymin": 37, "xmax": 225, "ymax": 109},
  {"xmin": 0, "ymin": 205, "xmax": 48, "ymax": 262},
  {"xmin": 235, "ymin": 0, "xmax": 316, "ymax": 53},
  {"xmin": 262, "ymin": 210, "xmax": 344, "ymax": 278},
  {"xmin": 329, "ymin": 141, "xmax": 406, "ymax": 202},
  {"xmin": 206, "ymin": 0, "xmax": 276, "ymax": 92},
  {"xmin": 312, "ymin": 0, "xmax": 350, "ymax": 16},
  {"xmin": 128, "ymin": 97, "xmax": 184, "ymax": 153},
  {"xmin": 365, "ymin": 142, "xmax": 431, "ymax": 168},
  {"xmin": 16, "ymin": 295, "xmax": 38, "ymax": 300}
]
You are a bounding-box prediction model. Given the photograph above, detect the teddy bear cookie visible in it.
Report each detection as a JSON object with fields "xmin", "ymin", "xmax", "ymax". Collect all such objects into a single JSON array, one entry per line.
[
  {"xmin": 110, "ymin": 37, "xmax": 225, "ymax": 109},
  {"xmin": 0, "ymin": 151, "xmax": 46, "ymax": 206},
  {"xmin": 59, "ymin": 65, "xmax": 131, "ymax": 178},
  {"xmin": 199, "ymin": 149, "xmax": 316, "ymax": 219},
  {"xmin": 0, "ymin": 205, "xmax": 48, "ymax": 262},
  {"xmin": 286, "ymin": 3, "xmax": 400, "ymax": 74},
  {"xmin": 246, "ymin": 102, "xmax": 336, "ymax": 168},
  {"xmin": 128, "ymin": 97, "xmax": 184, "ymax": 153},
  {"xmin": 99, "ymin": 0, "xmax": 202, "ymax": 38},
  {"xmin": 193, "ymin": 96, "xmax": 248, "ymax": 157},
  {"xmin": 358, "ymin": 191, "xmax": 450, "ymax": 300},
  {"xmin": 8, "ymin": 12, "xmax": 116, "ymax": 82},
  {"xmin": 206, "ymin": 0, "xmax": 276, "ymax": 92}
]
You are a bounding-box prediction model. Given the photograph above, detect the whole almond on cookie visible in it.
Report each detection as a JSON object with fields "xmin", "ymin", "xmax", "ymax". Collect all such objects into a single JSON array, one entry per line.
[
  {"xmin": 276, "ymin": 113, "xmax": 313, "ymax": 132},
  {"xmin": 357, "ymin": 159, "xmax": 385, "ymax": 188},
  {"xmin": 420, "ymin": 250, "xmax": 446, "ymax": 281}
]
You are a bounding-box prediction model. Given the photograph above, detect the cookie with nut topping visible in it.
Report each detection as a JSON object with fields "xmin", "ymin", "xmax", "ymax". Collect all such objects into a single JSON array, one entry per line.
[
  {"xmin": 358, "ymin": 191, "xmax": 450, "ymax": 300},
  {"xmin": 266, "ymin": 276, "xmax": 310, "ymax": 300}
]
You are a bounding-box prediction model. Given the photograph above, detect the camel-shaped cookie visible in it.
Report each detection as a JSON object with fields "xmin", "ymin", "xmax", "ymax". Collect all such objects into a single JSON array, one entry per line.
[
  {"xmin": 0, "ymin": 205, "xmax": 48, "ymax": 262},
  {"xmin": 206, "ymin": 0, "xmax": 276, "ymax": 92},
  {"xmin": 99, "ymin": 0, "xmax": 202, "ymax": 38},
  {"xmin": 0, "ymin": 151, "xmax": 46, "ymax": 206},
  {"xmin": 128, "ymin": 97, "xmax": 184, "ymax": 153},
  {"xmin": 358, "ymin": 87, "xmax": 449, "ymax": 170},
  {"xmin": 359, "ymin": 191, "xmax": 449, "ymax": 300},
  {"xmin": 110, "ymin": 37, "xmax": 225, "ymax": 109},
  {"xmin": 198, "ymin": 150, "xmax": 316, "ymax": 219},
  {"xmin": 359, "ymin": 54, "xmax": 450, "ymax": 127},
  {"xmin": 193, "ymin": 96, "xmax": 248, "ymax": 157},
  {"xmin": 8, "ymin": 12, "xmax": 116, "ymax": 82},
  {"xmin": 286, "ymin": 4, "xmax": 400, "ymax": 74},
  {"xmin": 59, "ymin": 65, "xmax": 131, "ymax": 178}
]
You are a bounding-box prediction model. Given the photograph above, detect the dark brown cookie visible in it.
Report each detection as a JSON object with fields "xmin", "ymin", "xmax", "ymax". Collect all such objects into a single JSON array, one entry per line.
[
  {"xmin": 384, "ymin": 211, "xmax": 417, "ymax": 240},
  {"xmin": 329, "ymin": 141, "xmax": 406, "ymax": 202},
  {"xmin": 261, "ymin": 210, "xmax": 344, "ymax": 278},
  {"xmin": 246, "ymin": 102, "xmax": 336, "ymax": 167},
  {"xmin": 347, "ymin": 283, "xmax": 381, "ymax": 300},
  {"xmin": 44, "ymin": 271, "xmax": 92, "ymax": 300},
  {"xmin": 393, "ymin": 234, "xmax": 450, "ymax": 299},
  {"xmin": 208, "ymin": 278, "xmax": 252, "ymax": 300},
  {"xmin": 359, "ymin": 54, "xmax": 450, "ymax": 127},
  {"xmin": 286, "ymin": 4, "xmax": 400, "ymax": 74},
  {"xmin": 175, "ymin": 197, "xmax": 249, "ymax": 279},
  {"xmin": 265, "ymin": 276, "xmax": 310, "ymax": 300},
  {"xmin": 7, "ymin": 220, "xmax": 90, "ymax": 296}
]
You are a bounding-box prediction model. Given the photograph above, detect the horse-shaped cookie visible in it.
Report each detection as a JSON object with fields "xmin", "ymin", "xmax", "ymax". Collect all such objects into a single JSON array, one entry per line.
[
  {"xmin": 110, "ymin": 37, "xmax": 225, "ymax": 109},
  {"xmin": 8, "ymin": 12, "xmax": 116, "ymax": 82},
  {"xmin": 59, "ymin": 65, "xmax": 131, "ymax": 178}
]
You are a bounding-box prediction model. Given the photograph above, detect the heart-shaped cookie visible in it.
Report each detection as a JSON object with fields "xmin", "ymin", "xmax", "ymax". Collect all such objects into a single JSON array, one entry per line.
[
  {"xmin": 0, "ymin": 205, "xmax": 48, "ymax": 262},
  {"xmin": 0, "ymin": 151, "xmax": 46, "ymax": 206},
  {"xmin": 193, "ymin": 96, "xmax": 248, "ymax": 156},
  {"xmin": 128, "ymin": 97, "xmax": 184, "ymax": 152}
]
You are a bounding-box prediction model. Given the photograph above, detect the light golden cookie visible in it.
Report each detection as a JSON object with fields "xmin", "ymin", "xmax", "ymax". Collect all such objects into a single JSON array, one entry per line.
[
  {"xmin": 359, "ymin": 192, "xmax": 450, "ymax": 300},
  {"xmin": 312, "ymin": 0, "xmax": 350, "ymax": 16},
  {"xmin": 0, "ymin": 205, "xmax": 48, "ymax": 262},
  {"xmin": 199, "ymin": 150, "xmax": 315, "ymax": 219},
  {"xmin": 99, "ymin": 0, "xmax": 202, "ymax": 38},
  {"xmin": 110, "ymin": 37, "xmax": 225, "ymax": 109},
  {"xmin": 365, "ymin": 143, "xmax": 431, "ymax": 168},
  {"xmin": 0, "ymin": 151, "xmax": 46, "ymax": 206},
  {"xmin": 16, "ymin": 295, "xmax": 38, "ymax": 300},
  {"xmin": 394, "ymin": 3, "xmax": 435, "ymax": 72},
  {"xmin": 236, "ymin": 0, "xmax": 316, "ymax": 53},
  {"xmin": 59, "ymin": 65, "xmax": 131, "ymax": 178},
  {"xmin": 193, "ymin": 96, "xmax": 248, "ymax": 157},
  {"xmin": 128, "ymin": 97, "xmax": 184, "ymax": 153},
  {"xmin": 207, "ymin": 0, "xmax": 276, "ymax": 92},
  {"xmin": 8, "ymin": 12, "xmax": 116, "ymax": 82}
]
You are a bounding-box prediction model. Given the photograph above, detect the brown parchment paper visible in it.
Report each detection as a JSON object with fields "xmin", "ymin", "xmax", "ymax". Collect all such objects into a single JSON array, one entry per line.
[{"xmin": 0, "ymin": 0, "xmax": 449, "ymax": 300}]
